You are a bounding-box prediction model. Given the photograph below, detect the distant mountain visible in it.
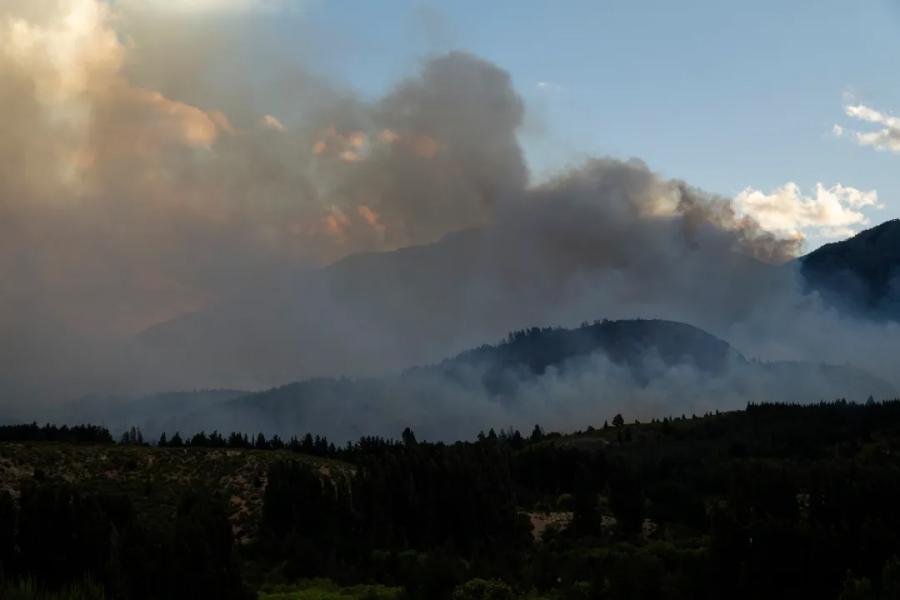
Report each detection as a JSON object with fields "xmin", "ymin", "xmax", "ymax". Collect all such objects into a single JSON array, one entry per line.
[
  {"xmin": 431, "ymin": 319, "xmax": 744, "ymax": 393},
  {"xmin": 50, "ymin": 317, "xmax": 889, "ymax": 443},
  {"xmin": 129, "ymin": 218, "xmax": 900, "ymax": 399},
  {"xmin": 134, "ymin": 222, "xmax": 789, "ymax": 392},
  {"xmin": 135, "ymin": 228, "xmax": 505, "ymax": 389},
  {"xmin": 446, "ymin": 319, "xmax": 742, "ymax": 375},
  {"xmin": 800, "ymin": 219, "xmax": 900, "ymax": 318},
  {"xmin": 203, "ymin": 319, "xmax": 891, "ymax": 441}
]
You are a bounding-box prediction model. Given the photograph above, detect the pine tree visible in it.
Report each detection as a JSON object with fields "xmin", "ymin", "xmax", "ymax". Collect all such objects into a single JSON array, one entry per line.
[{"xmin": 402, "ymin": 427, "xmax": 418, "ymax": 447}]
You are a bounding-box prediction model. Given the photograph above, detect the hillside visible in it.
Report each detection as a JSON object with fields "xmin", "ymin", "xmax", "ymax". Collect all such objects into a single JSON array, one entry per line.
[
  {"xmin": 0, "ymin": 442, "xmax": 349, "ymax": 544},
  {"xmin": 132, "ymin": 218, "xmax": 790, "ymax": 393},
  {"xmin": 226, "ymin": 318, "xmax": 748, "ymax": 438},
  {"xmin": 224, "ymin": 319, "xmax": 890, "ymax": 440},
  {"xmin": 443, "ymin": 319, "xmax": 744, "ymax": 378},
  {"xmin": 66, "ymin": 319, "xmax": 891, "ymax": 443},
  {"xmin": 800, "ymin": 219, "xmax": 900, "ymax": 317}
]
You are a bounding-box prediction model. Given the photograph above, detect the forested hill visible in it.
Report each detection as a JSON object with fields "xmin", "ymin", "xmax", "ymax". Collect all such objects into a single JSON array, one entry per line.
[
  {"xmin": 3, "ymin": 401, "xmax": 900, "ymax": 599},
  {"xmin": 225, "ymin": 318, "xmax": 755, "ymax": 441},
  {"xmin": 439, "ymin": 319, "xmax": 745, "ymax": 376},
  {"xmin": 60, "ymin": 319, "xmax": 892, "ymax": 443},
  {"xmin": 800, "ymin": 219, "xmax": 900, "ymax": 317},
  {"xmin": 222, "ymin": 319, "xmax": 889, "ymax": 441}
]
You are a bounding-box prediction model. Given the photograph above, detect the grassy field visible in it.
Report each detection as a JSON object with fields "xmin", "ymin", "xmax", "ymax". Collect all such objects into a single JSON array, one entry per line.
[{"xmin": 0, "ymin": 442, "xmax": 351, "ymax": 543}]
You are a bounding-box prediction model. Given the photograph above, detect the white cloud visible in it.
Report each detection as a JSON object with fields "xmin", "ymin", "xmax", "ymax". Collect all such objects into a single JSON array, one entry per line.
[
  {"xmin": 734, "ymin": 182, "xmax": 882, "ymax": 241},
  {"xmin": 837, "ymin": 103, "xmax": 900, "ymax": 153}
]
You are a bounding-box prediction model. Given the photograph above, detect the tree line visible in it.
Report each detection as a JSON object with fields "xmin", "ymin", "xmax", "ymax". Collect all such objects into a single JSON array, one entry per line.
[
  {"xmin": 4, "ymin": 400, "xmax": 900, "ymax": 598},
  {"xmin": 0, "ymin": 423, "xmax": 113, "ymax": 445}
]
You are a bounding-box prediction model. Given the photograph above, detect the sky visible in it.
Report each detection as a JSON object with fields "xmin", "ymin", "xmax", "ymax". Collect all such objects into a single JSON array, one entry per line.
[{"xmin": 280, "ymin": 0, "xmax": 900, "ymax": 249}]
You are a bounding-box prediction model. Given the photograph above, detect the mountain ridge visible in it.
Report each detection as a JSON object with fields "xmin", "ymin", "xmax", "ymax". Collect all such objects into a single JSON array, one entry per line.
[
  {"xmin": 100, "ymin": 318, "xmax": 895, "ymax": 442},
  {"xmin": 800, "ymin": 219, "xmax": 900, "ymax": 317}
]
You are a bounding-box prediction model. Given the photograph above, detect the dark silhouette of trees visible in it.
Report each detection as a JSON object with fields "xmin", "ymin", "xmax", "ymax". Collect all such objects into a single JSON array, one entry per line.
[
  {"xmin": 120, "ymin": 426, "xmax": 145, "ymax": 445},
  {"xmin": 2, "ymin": 477, "xmax": 250, "ymax": 600},
  {"xmin": 151, "ymin": 429, "xmax": 339, "ymax": 457},
  {"xmin": 401, "ymin": 427, "xmax": 417, "ymax": 447},
  {"xmin": 0, "ymin": 492, "xmax": 14, "ymax": 578},
  {"xmin": 6, "ymin": 400, "xmax": 900, "ymax": 598},
  {"xmin": 169, "ymin": 491, "xmax": 248, "ymax": 600},
  {"xmin": 0, "ymin": 423, "xmax": 112, "ymax": 444}
]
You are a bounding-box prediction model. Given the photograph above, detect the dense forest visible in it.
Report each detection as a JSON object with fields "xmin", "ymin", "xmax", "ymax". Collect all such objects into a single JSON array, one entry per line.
[{"xmin": 2, "ymin": 401, "xmax": 900, "ymax": 599}]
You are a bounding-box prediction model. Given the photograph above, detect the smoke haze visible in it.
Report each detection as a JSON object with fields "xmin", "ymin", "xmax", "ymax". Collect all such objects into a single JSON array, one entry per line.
[{"xmin": 1, "ymin": 1, "xmax": 898, "ymax": 435}]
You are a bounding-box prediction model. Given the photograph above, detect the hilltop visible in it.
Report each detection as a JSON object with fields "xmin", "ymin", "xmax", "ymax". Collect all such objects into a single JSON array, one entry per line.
[
  {"xmin": 801, "ymin": 219, "xmax": 900, "ymax": 317},
  {"xmin": 56, "ymin": 319, "xmax": 892, "ymax": 443},
  {"xmin": 222, "ymin": 319, "xmax": 890, "ymax": 440}
]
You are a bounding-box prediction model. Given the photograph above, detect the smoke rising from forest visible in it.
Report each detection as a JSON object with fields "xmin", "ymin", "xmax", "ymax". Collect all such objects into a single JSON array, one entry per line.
[{"xmin": 2, "ymin": 1, "xmax": 898, "ymax": 437}]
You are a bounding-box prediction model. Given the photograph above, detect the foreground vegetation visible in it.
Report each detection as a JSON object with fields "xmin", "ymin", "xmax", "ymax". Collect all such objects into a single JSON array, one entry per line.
[
  {"xmin": 2, "ymin": 400, "xmax": 900, "ymax": 599},
  {"xmin": 257, "ymin": 579, "xmax": 403, "ymax": 600},
  {"xmin": 0, "ymin": 438, "xmax": 343, "ymax": 545}
]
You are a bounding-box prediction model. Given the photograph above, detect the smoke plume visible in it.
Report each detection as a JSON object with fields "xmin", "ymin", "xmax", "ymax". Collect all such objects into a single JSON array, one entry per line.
[{"xmin": 1, "ymin": 1, "xmax": 898, "ymax": 434}]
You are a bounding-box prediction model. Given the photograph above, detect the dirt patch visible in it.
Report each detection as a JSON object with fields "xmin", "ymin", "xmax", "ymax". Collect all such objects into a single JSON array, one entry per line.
[{"xmin": 527, "ymin": 511, "xmax": 573, "ymax": 541}]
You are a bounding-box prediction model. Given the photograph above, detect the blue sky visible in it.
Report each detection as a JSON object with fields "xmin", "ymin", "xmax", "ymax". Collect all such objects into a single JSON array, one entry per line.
[{"xmin": 233, "ymin": 0, "xmax": 900, "ymax": 249}]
